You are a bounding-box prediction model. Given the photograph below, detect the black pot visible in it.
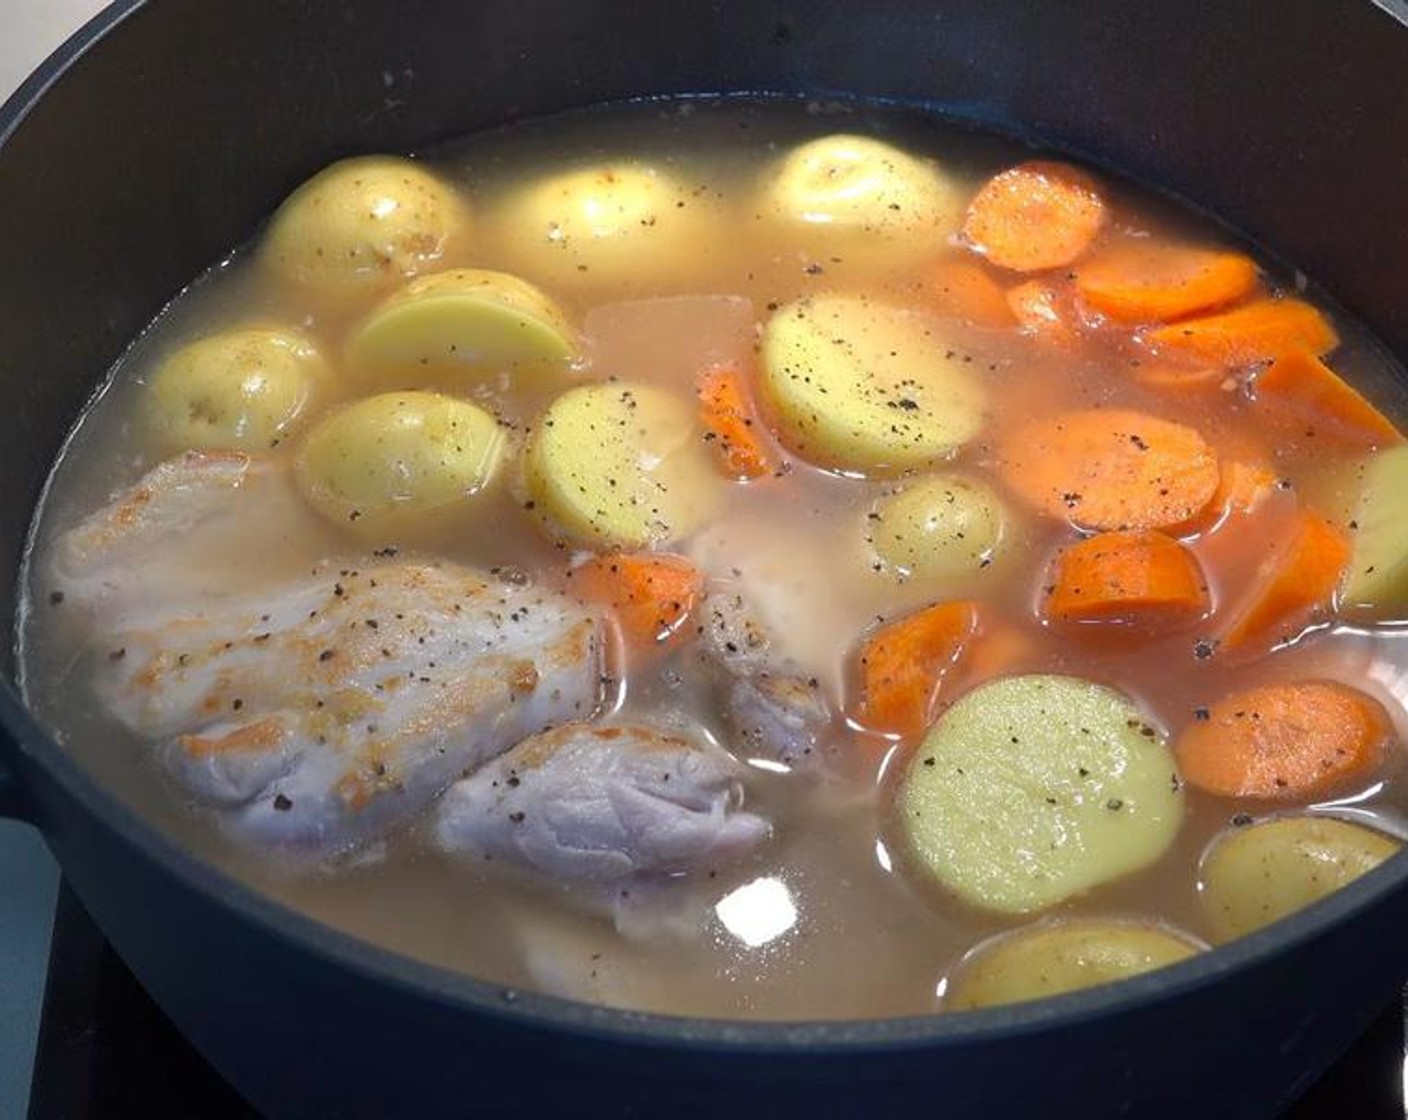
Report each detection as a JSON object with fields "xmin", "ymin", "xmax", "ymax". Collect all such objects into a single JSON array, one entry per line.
[{"xmin": 6, "ymin": 3, "xmax": 1408, "ymax": 1116}]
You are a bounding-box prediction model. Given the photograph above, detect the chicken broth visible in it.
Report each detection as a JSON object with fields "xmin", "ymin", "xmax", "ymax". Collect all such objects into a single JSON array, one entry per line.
[{"xmin": 19, "ymin": 97, "xmax": 1408, "ymax": 1020}]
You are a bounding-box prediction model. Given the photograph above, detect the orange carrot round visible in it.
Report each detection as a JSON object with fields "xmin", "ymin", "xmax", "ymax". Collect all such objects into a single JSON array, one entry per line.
[
  {"xmin": 996, "ymin": 408, "xmax": 1220, "ymax": 532},
  {"xmin": 855, "ymin": 601, "xmax": 980, "ymax": 740},
  {"xmin": 1144, "ymin": 297, "xmax": 1338, "ymax": 367},
  {"xmin": 1253, "ymin": 345, "xmax": 1405, "ymax": 449},
  {"xmin": 1006, "ymin": 279, "xmax": 1081, "ymax": 346},
  {"xmin": 697, "ymin": 364, "xmax": 780, "ymax": 481},
  {"xmin": 569, "ymin": 553, "xmax": 704, "ymax": 657},
  {"xmin": 1043, "ymin": 530, "xmax": 1209, "ymax": 630},
  {"xmin": 926, "ymin": 256, "xmax": 1017, "ymax": 328},
  {"xmin": 1175, "ymin": 681, "xmax": 1389, "ymax": 800},
  {"xmin": 1075, "ymin": 242, "xmax": 1259, "ymax": 323},
  {"xmin": 962, "ymin": 161, "xmax": 1107, "ymax": 273}
]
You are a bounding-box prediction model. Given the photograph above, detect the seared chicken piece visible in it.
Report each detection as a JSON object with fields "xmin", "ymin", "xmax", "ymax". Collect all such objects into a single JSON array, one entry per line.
[
  {"xmin": 435, "ymin": 722, "xmax": 769, "ymax": 882},
  {"xmin": 696, "ymin": 583, "xmax": 833, "ymax": 768},
  {"xmin": 52, "ymin": 453, "xmax": 606, "ymax": 855}
]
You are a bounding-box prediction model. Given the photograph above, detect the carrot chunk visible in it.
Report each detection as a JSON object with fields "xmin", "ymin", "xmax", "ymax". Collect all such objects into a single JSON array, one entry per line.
[
  {"xmin": 1175, "ymin": 681, "xmax": 1389, "ymax": 800},
  {"xmin": 855, "ymin": 601, "xmax": 980, "ymax": 740},
  {"xmin": 1145, "ymin": 298, "xmax": 1338, "ymax": 367},
  {"xmin": 1217, "ymin": 508, "xmax": 1350, "ymax": 653},
  {"xmin": 996, "ymin": 409, "xmax": 1220, "ymax": 532},
  {"xmin": 1075, "ymin": 242, "xmax": 1259, "ymax": 323},
  {"xmin": 1043, "ymin": 530, "xmax": 1209, "ymax": 630},
  {"xmin": 1253, "ymin": 345, "xmax": 1404, "ymax": 449},
  {"xmin": 926, "ymin": 256, "xmax": 1017, "ymax": 328},
  {"xmin": 962, "ymin": 161, "xmax": 1107, "ymax": 273},
  {"xmin": 1006, "ymin": 280, "xmax": 1080, "ymax": 346},
  {"xmin": 697, "ymin": 364, "xmax": 779, "ymax": 481},
  {"xmin": 569, "ymin": 553, "xmax": 704, "ymax": 656}
]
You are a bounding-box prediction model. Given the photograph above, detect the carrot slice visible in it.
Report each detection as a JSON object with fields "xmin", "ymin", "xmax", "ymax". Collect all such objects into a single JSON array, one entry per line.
[
  {"xmin": 1217, "ymin": 508, "xmax": 1349, "ymax": 653},
  {"xmin": 1075, "ymin": 242, "xmax": 1259, "ymax": 323},
  {"xmin": 1175, "ymin": 681, "xmax": 1389, "ymax": 800},
  {"xmin": 1006, "ymin": 280, "xmax": 1080, "ymax": 346},
  {"xmin": 996, "ymin": 409, "xmax": 1220, "ymax": 531},
  {"xmin": 1253, "ymin": 345, "xmax": 1404, "ymax": 449},
  {"xmin": 855, "ymin": 601, "xmax": 980, "ymax": 740},
  {"xmin": 697, "ymin": 364, "xmax": 779, "ymax": 481},
  {"xmin": 569, "ymin": 553, "xmax": 704, "ymax": 656},
  {"xmin": 1130, "ymin": 360, "xmax": 1228, "ymax": 392},
  {"xmin": 1144, "ymin": 298, "xmax": 1338, "ymax": 367},
  {"xmin": 1043, "ymin": 530, "xmax": 1209, "ymax": 630},
  {"xmin": 926, "ymin": 256, "xmax": 1017, "ymax": 328},
  {"xmin": 962, "ymin": 161, "xmax": 1107, "ymax": 273}
]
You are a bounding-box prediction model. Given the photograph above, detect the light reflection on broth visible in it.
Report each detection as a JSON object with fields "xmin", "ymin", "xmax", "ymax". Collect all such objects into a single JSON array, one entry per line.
[{"xmin": 17, "ymin": 97, "xmax": 1408, "ymax": 1020}]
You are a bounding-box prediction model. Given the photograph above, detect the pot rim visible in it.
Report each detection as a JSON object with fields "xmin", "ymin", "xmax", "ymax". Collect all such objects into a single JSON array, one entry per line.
[{"xmin": 5, "ymin": 0, "xmax": 1408, "ymax": 1054}]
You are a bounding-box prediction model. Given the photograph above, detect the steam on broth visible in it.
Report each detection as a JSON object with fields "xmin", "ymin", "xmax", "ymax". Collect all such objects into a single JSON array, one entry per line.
[{"xmin": 19, "ymin": 97, "xmax": 1408, "ymax": 1020}]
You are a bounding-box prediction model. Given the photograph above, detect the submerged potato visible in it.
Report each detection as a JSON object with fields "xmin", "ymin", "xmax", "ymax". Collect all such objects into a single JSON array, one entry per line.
[
  {"xmin": 869, "ymin": 473, "xmax": 1007, "ymax": 579},
  {"xmin": 262, "ymin": 155, "xmax": 468, "ymax": 300},
  {"xmin": 1200, "ymin": 815, "xmax": 1401, "ymax": 942},
  {"xmin": 525, "ymin": 382, "xmax": 719, "ymax": 548},
  {"xmin": 757, "ymin": 134, "xmax": 962, "ymax": 268},
  {"xmin": 896, "ymin": 674, "xmax": 1184, "ymax": 914},
  {"xmin": 1342, "ymin": 445, "xmax": 1408, "ymax": 612},
  {"xmin": 146, "ymin": 327, "xmax": 328, "ymax": 453},
  {"xmin": 942, "ymin": 919, "xmax": 1202, "ymax": 1010},
  {"xmin": 489, "ymin": 162, "xmax": 721, "ymax": 294},
  {"xmin": 761, "ymin": 296, "xmax": 986, "ymax": 474},
  {"xmin": 296, "ymin": 391, "xmax": 503, "ymax": 531},
  {"xmin": 345, "ymin": 268, "xmax": 579, "ymax": 389}
]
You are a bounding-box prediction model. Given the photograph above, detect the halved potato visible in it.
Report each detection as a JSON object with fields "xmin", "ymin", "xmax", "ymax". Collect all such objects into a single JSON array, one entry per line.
[
  {"xmin": 942, "ymin": 918, "xmax": 1202, "ymax": 1010},
  {"xmin": 488, "ymin": 161, "xmax": 722, "ymax": 295},
  {"xmin": 757, "ymin": 134, "xmax": 963, "ymax": 270},
  {"xmin": 869, "ymin": 473, "xmax": 1007, "ymax": 580},
  {"xmin": 345, "ymin": 268, "xmax": 579, "ymax": 389},
  {"xmin": 1200, "ymin": 815, "xmax": 1401, "ymax": 942},
  {"xmin": 896, "ymin": 674, "xmax": 1184, "ymax": 914},
  {"xmin": 261, "ymin": 155, "xmax": 468, "ymax": 301},
  {"xmin": 525, "ymin": 382, "xmax": 720, "ymax": 548},
  {"xmin": 295, "ymin": 390, "xmax": 503, "ymax": 532},
  {"xmin": 1342, "ymin": 445, "xmax": 1408, "ymax": 613},
  {"xmin": 146, "ymin": 327, "xmax": 329, "ymax": 453},
  {"xmin": 760, "ymin": 296, "xmax": 987, "ymax": 474}
]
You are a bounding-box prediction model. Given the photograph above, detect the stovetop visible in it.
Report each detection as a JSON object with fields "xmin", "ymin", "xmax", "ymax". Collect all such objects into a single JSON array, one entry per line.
[{"xmin": 26, "ymin": 882, "xmax": 1405, "ymax": 1118}]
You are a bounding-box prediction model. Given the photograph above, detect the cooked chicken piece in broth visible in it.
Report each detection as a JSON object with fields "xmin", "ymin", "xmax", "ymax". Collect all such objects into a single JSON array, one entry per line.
[
  {"xmin": 695, "ymin": 583, "xmax": 833, "ymax": 769},
  {"xmin": 435, "ymin": 722, "xmax": 770, "ymax": 882},
  {"xmin": 50, "ymin": 454, "xmax": 606, "ymax": 856}
]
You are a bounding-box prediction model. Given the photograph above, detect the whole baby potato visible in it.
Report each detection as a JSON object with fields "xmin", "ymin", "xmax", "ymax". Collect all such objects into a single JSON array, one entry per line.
[
  {"xmin": 146, "ymin": 327, "xmax": 329, "ymax": 453},
  {"xmin": 262, "ymin": 155, "xmax": 469, "ymax": 301},
  {"xmin": 296, "ymin": 390, "xmax": 504, "ymax": 532}
]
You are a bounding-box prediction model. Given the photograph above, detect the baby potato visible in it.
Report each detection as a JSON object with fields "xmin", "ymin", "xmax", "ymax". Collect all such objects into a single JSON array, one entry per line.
[
  {"xmin": 296, "ymin": 390, "xmax": 504, "ymax": 532},
  {"xmin": 756, "ymin": 134, "xmax": 963, "ymax": 270},
  {"xmin": 345, "ymin": 268, "xmax": 579, "ymax": 390},
  {"xmin": 761, "ymin": 295, "xmax": 987, "ymax": 474},
  {"xmin": 487, "ymin": 161, "xmax": 723, "ymax": 296},
  {"xmin": 942, "ymin": 919, "xmax": 1202, "ymax": 1011},
  {"xmin": 1200, "ymin": 815, "xmax": 1401, "ymax": 942},
  {"xmin": 525, "ymin": 382, "xmax": 720, "ymax": 549},
  {"xmin": 261, "ymin": 156, "xmax": 468, "ymax": 301},
  {"xmin": 896, "ymin": 674, "xmax": 1184, "ymax": 915},
  {"xmin": 146, "ymin": 327, "xmax": 329, "ymax": 453},
  {"xmin": 869, "ymin": 473, "xmax": 1007, "ymax": 580}
]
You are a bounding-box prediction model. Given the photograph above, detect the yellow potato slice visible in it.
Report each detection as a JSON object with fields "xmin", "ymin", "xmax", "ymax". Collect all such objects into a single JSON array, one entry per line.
[
  {"xmin": 345, "ymin": 268, "xmax": 579, "ymax": 389},
  {"xmin": 869, "ymin": 473, "xmax": 1007, "ymax": 579},
  {"xmin": 525, "ymin": 382, "xmax": 719, "ymax": 548},
  {"xmin": 943, "ymin": 919, "xmax": 1202, "ymax": 1010},
  {"xmin": 1342, "ymin": 445, "xmax": 1408, "ymax": 613},
  {"xmin": 896, "ymin": 674, "xmax": 1184, "ymax": 915},
  {"xmin": 487, "ymin": 161, "xmax": 723, "ymax": 295},
  {"xmin": 261, "ymin": 155, "xmax": 468, "ymax": 301},
  {"xmin": 760, "ymin": 296, "xmax": 986, "ymax": 474},
  {"xmin": 295, "ymin": 390, "xmax": 503, "ymax": 532},
  {"xmin": 757, "ymin": 133, "xmax": 963, "ymax": 269},
  {"xmin": 1200, "ymin": 815, "xmax": 1401, "ymax": 942},
  {"xmin": 146, "ymin": 327, "xmax": 329, "ymax": 453}
]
